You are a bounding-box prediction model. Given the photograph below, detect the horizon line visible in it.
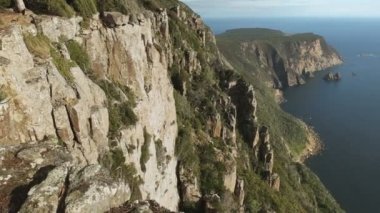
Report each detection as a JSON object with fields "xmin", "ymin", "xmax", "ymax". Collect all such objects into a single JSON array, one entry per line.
[{"xmin": 203, "ymin": 16, "xmax": 380, "ymax": 19}]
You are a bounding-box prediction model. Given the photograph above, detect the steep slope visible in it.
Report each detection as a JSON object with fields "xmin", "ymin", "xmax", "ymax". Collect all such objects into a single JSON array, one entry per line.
[
  {"xmin": 218, "ymin": 28, "xmax": 342, "ymax": 88},
  {"xmin": 217, "ymin": 29, "xmax": 344, "ymax": 212},
  {"xmin": 0, "ymin": 1, "xmax": 342, "ymax": 213}
]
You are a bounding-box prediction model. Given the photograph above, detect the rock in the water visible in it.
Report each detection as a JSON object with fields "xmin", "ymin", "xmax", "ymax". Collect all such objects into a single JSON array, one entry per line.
[{"xmin": 324, "ymin": 72, "xmax": 342, "ymax": 81}]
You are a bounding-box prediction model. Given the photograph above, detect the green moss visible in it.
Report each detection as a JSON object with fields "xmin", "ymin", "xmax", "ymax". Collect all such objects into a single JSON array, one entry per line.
[
  {"xmin": 140, "ymin": 128, "xmax": 151, "ymax": 172},
  {"xmin": 50, "ymin": 45, "xmax": 75, "ymax": 84},
  {"xmin": 23, "ymin": 33, "xmax": 51, "ymax": 59},
  {"xmin": 65, "ymin": 40, "xmax": 91, "ymax": 73},
  {"xmin": 25, "ymin": 0, "xmax": 75, "ymax": 17}
]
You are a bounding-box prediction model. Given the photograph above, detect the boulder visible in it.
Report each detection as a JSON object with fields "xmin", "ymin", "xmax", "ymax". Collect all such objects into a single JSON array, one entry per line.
[
  {"xmin": 178, "ymin": 164, "xmax": 201, "ymax": 204},
  {"xmin": 103, "ymin": 12, "xmax": 129, "ymax": 28},
  {"xmin": 19, "ymin": 165, "xmax": 70, "ymax": 213},
  {"xmin": 65, "ymin": 165, "xmax": 131, "ymax": 213}
]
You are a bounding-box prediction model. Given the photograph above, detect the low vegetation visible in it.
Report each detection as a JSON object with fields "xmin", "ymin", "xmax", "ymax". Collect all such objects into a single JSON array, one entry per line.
[
  {"xmin": 0, "ymin": 89, "xmax": 6, "ymax": 102},
  {"xmin": 65, "ymin": 40, "xmax": 91, "ymax": 74},
  {"xmin": 50, "ymin": 45, "xmax": 76, "ymax": 84},
  {"xmin": 100, "ymin": 148, "xmax": 142, "ymax": 201},
  {"xmin": 0, "ymin": 0, "xmax": 12, "ymax": 8},
  {"xmin": 217, "ymin": 29, "xmax": 342, "ymax": 212},
  {"xmin": 23, "ymin": 33, "xmax": 51, "ymax": 59},
  {"xmin": 70, "ymin": 0, "xmax": 97, "ymax": 18},
  {"xmin": 154, "ymin": 139, "xmax": 166, "ymax": 170},
  {"xmin": 140, "ymin": 128, "xmax": 151, "ymax": 172},
  {"xmin": 98, "ymin": 80, "xmax": 138, "ymax": 139},
  {"xmin": 25, "ymin": 0, "xmax": 75, "ymax": 17},
  {"xmin": 24, "ymin": 33, "xmax": 76, "ymax": 85}
]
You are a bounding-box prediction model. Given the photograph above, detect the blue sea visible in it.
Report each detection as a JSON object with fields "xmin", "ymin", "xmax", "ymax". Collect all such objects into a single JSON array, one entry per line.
[{"xmin": 206, "ymin": 17, "xmax": 380, "ymax": 212}]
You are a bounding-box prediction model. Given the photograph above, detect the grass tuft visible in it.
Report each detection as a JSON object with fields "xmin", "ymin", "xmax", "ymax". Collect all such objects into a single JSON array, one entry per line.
[
  {"xmin": 25, "ymin": 0, "xmax": 75, "ymax": 17},
  {"xmin": 70, "ymin": 0, "xmax": 97, "ymax": 18},
  {"xmin": 65, "ymin": 39, "xmax": 91, "ymax": 73},
  {"xmin": 99, "ymin": 148, "xmax": 143, "ymax": 201},
  {"xmin": 24, "ymin": 33, "xmax": 51, "ymax": 59},
  {"xmin": 140, "ymin": 128, "xmax": 151, "ymax": 172},
  {"xmin": 50, "ymin": 45, "xmax": 76, "ymax": 84},
  {"xmin": 0, "ymin": 89, "xmax": 6, "ymax": 102}
]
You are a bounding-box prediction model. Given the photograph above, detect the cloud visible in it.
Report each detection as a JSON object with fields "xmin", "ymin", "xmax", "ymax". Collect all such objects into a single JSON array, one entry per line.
[{"xmin": 181, "ymin": 0, "xmax": 380, "ymax": 18}]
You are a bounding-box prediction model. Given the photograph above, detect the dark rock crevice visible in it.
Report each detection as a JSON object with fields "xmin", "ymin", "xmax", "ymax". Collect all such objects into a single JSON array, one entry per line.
[
  {"xmin": 57, "ymin": 168, "xmax": 71, "ymax": 213},
  {"xmin": 8, "ymin": 165, "xmax": 56, "ymax": 213}
]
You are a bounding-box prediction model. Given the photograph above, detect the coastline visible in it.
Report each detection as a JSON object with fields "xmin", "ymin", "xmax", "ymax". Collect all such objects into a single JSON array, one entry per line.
[{"xmin": 299, "ymin": 122, "xmax": 323, "ymax": 163}]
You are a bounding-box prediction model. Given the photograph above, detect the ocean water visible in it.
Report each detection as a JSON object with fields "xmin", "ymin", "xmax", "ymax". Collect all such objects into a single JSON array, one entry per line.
[{"xmin": 206, "ymin": 17, "xmax": 380, "ymax": 212}]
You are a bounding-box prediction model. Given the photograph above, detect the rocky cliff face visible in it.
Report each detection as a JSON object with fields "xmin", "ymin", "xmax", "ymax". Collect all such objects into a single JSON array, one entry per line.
[
  {"xmin": 0, "ymin": 2, "xmax": 342, "ymax": 213},
  {"xmin": 0, "ymin": 7, "xmax": 179, "ymax": 212},
  {"xmin": 218, "ymin": 28, "xmax": 343, "ymax": 88}
]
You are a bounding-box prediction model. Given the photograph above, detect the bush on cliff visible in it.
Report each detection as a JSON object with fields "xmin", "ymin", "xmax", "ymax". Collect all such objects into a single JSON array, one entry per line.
[
  {"xmin": 0, "ymin": 89, "xmax": 6, "ymax": 102},
  {"xmin": 50, "ymin": 45, "xmax": 76, "ymax": 84},
  {"xmin": 65, "ymin": 39, "xmax": 91, "ymax": 73},
  {"xmin": 23, "ymin": 33, "xmax": 51, "ymax": 59},
  {"xmin": 0, "ymin": 0, "xmax": 12, "ymax": 8},
  {"xmin": 69, "ymin": 0, "xmax": 97, "ymax": 18},
  {"xmin": 25, "ymin": 0, "xmax": 75, "ymax": 17}
]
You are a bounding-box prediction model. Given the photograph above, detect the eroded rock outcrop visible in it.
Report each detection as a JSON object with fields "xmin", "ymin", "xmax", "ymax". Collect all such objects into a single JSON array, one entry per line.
[{"xmin": 245, "ymin": 38, "xmax": 342, "ymax": 87}]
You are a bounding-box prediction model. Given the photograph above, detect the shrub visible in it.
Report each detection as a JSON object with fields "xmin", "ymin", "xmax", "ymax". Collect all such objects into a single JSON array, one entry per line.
[
  {"xmin": 98, "ymin": 80, "xmax": 123, "ymax": 101},
  {"xmin": 100, "ymin": 0, "xmax": 128, "ymax": 14},
  {"xmin": 141, "ymin": 0, "xmax": 160, "ymax": 12},
  {"xmin": 199, "ymin": 143, "xmax": 226, "ymax": 195},
  {"xmin": 155, "ymin": 139, "xmax": 166, "ymax": 169},
  {"xmin": 108, "ymin": 101, "xmax": 138, "ymax": 138},
  {"xmin": 23, "ymin": 33, "xmax": 51, "ymax": 59},
  {"xmin": 65, "ymin": 39, "xmax": 91, "ymax": 73},
  {"xmin": 108, "ymin": 104, "xmax": 123, "ymax": 138},
  {"xmin": 119, "ymin": 102, "xmax": 138, "ymax": 126},
  {"xmin": 98, "ymin": 80, "xmax": 138, "ymax": 139},
  {"xmin": 0, "ymin": 0, "xmax": 12, "ymax": 8},
  {"xmin": 70, "ymin": 0, "xmax": 97, "ymax": 18},
  {"xmin": 140, "ymin": 128, "xmax": 151, "ymax": 172},
  {"xmin": 50, "ymin": 46, "xmax": 75, "ymax": 84},
  {"xmin": 0, "ymin": 89, "xmax": 6, "ymax": 102},
  {"xmin": 99, "ymin": 148, "xmax": 143, "ymax": 201},
  {"xmin": 175, "ymin": 127, "xmax": 199, "ymax": 173},
  {"xmin": 25, "ymin": 0, "xmax": 75, "ymax": 17}
]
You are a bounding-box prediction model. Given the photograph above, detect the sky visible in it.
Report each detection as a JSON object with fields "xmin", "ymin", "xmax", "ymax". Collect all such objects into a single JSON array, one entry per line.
[{"xmin": 182, "ymin": 0, "xmax": 380, "ymax": 18}]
